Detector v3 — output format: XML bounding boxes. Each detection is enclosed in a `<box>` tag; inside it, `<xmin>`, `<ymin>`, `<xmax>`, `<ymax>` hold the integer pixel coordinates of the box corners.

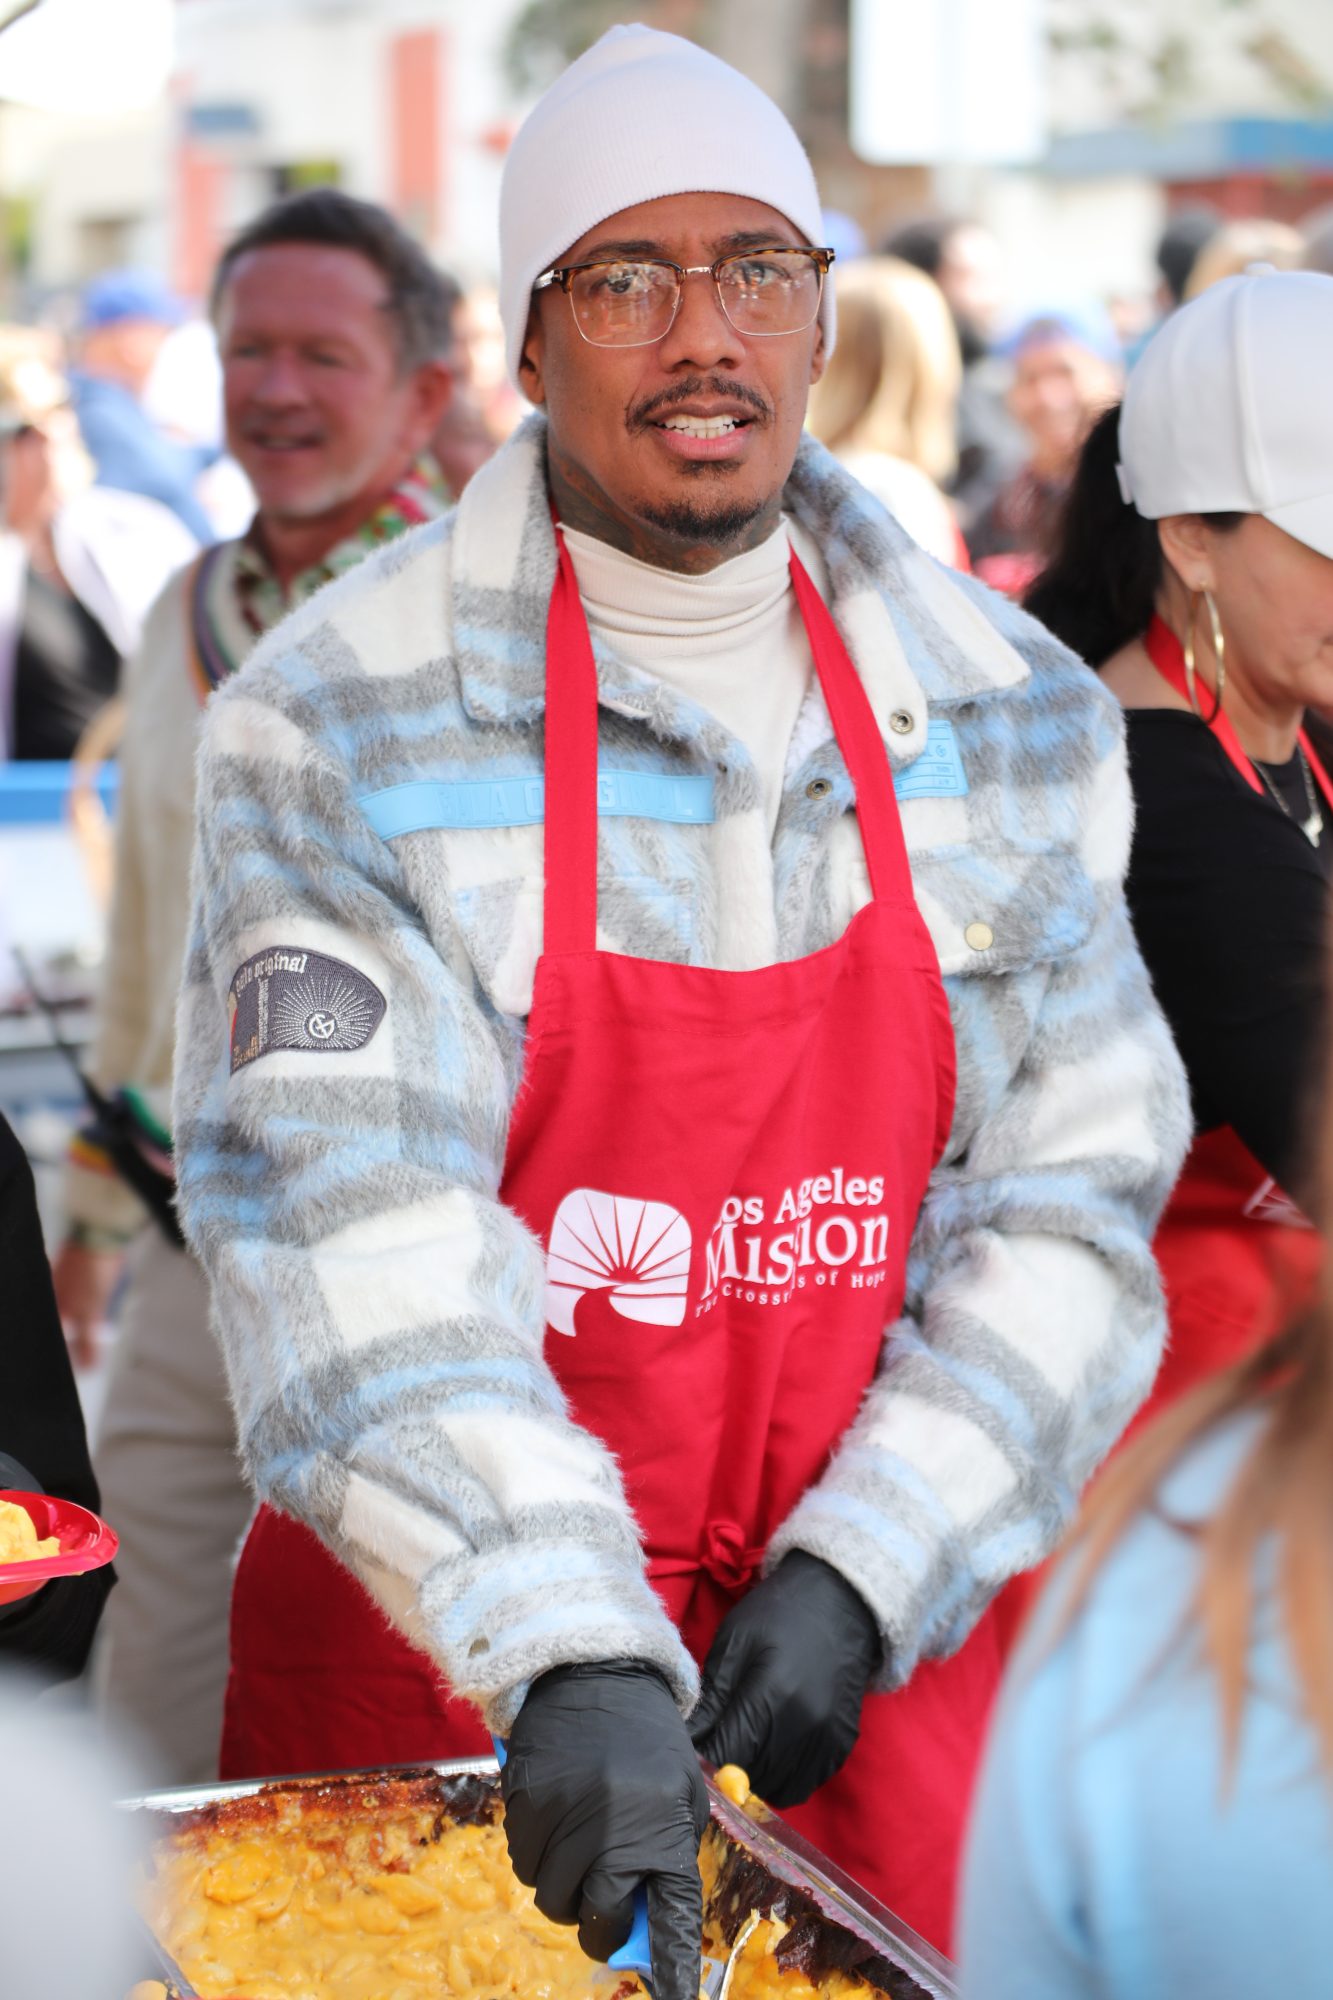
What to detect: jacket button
<box><xmin>964</xmin><ymin>921</ymin><xmax>994</xmax><ymax>951</ymax></box>
<box><xmin>890</xmin><ymin>710</ymin><xmax>915</xmax><ymax>735</ymax></box>
<box><xmin>806</xmin><ymin>777</ymin><xmax>833</xmax><ymax>800</ymax></box>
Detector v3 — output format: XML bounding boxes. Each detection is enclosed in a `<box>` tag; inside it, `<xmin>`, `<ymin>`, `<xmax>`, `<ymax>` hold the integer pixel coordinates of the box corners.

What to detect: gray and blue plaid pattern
<box><xmin>174</xmin><ymin>419</ymin><xmax>1189</xmax><ymax>1730</ymax></box>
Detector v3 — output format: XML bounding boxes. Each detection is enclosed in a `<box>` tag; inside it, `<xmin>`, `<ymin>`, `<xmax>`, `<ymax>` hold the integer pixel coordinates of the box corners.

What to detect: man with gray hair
<box><xmin>176</xmin><ymin>26</ymin><xmax>1187</xmax><ymax>1985</ymax></box>
<box><xmin>55</xmin><ymin>186</ymin><xmax>453</xmax><ymax>1784</ymax></box>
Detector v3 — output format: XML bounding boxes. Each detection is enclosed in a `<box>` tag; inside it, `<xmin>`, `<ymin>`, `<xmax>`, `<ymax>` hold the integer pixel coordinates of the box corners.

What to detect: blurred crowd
<box><xmin>5</xmin><ymin>191</ymin><xmax>1332</xmax><ymax>772</ymax></box>
<box><xmin>809</xmin><ymin>198</ymin><xmax>1333</xmax><ymax>598</ymax></box>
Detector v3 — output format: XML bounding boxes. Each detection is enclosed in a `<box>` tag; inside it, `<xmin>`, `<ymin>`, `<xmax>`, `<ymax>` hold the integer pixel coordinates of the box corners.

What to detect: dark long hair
<box><xmin>1025</xmin><ymin>402</ymin><xmax>1243</xmax><ymax>666</ymax></box>
<box><xmin>1023</xmin><ymin>405</ymin><xmax>1161</xmax><ymax>666</ymax></box>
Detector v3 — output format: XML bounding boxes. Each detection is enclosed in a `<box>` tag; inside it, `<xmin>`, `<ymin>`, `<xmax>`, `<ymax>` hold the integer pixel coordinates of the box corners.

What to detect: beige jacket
<box><xmin>66</xmin><ymin>462</ymin><xmax>450</xmax><ymax>1240</ymax></box>
<box><xmin>63</xmin><ymin>546</ymin><xmax>252</xmax><ymax>1238</ymax></box>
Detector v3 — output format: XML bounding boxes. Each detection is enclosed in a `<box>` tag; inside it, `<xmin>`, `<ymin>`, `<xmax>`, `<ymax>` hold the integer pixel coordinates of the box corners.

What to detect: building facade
<box><xmin>7</xmin><ymin>0</ymin><xmax>528</xmax><ymax>304</ymax></box>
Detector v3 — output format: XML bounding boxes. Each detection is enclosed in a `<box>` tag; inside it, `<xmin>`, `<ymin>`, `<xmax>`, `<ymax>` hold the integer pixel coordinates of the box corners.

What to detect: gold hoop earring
<box><xmin>1183</xmin><ymin>590</ymin><xmax>1225</xmax><ymax>724</ymax></box>
<box><xmin>1201</xmin><ymin>588</ymin><xmax>1226</xmax><ymax>722</ymax></box>
<box><xmin>1183</xmin><ymin>593</ymin><xmax>1201</xmax><ymax>716</ymax></box>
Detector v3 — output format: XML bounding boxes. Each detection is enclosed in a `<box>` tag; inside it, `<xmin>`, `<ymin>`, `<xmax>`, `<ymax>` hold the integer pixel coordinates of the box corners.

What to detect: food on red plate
<box><xmin>0</xmin><ymin>1488</ymin><xmax>119</xmax><ymax>1606</ymax></box>
<box><xmin>0</xmin><ymin>1497</ymin><xmax>59</xmax><ymax>1562</ymax></box>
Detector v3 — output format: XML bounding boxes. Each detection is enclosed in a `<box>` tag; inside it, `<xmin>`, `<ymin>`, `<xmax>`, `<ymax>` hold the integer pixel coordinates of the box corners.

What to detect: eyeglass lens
<box><xmin>568</xmin><ymin>250</ymin><xmax>823</xmax><ymax>346</ymax></box>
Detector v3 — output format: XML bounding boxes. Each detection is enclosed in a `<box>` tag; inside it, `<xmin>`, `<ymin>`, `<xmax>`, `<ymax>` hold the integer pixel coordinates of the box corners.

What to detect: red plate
<box><xmin>0</xmin><ymin>1488</ymin><xmax>118</xmax><ymax>1606</ymax></box>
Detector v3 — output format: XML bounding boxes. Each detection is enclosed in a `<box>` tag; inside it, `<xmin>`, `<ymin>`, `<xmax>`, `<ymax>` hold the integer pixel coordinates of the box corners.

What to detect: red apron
<box><xmin>1136</xmin><ymin>1128</ymin><xmax>1321</xmax><ymax>1436</ymax></box>
<box><xmin>222</xmin><ymin>530</ymin><xmax>999</xmax><ymax>1951</ymax></box>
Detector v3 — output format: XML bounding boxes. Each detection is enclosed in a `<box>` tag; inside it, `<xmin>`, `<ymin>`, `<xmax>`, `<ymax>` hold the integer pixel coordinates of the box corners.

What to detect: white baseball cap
<box><xmin>1117</xmin><ymin>268</ymin><xmax>1333</xmax><ymax>560</ymax></box>
<box><xmin>498</xmin><ymin>24</ymin><xmax>831</xmax><ymax>390</ymax></box>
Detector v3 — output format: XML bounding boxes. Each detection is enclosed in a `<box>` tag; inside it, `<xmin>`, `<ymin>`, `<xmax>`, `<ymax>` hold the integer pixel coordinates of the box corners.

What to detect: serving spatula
<box><xmin>608</xmin><ymin>1885</ymin><xmax>759</xmax><ymax>1999</ymax></box>
<box><xmin>492</xmin><ymin>1736</ymin><xmax>750</xmax><ymax>1999</ymax></box>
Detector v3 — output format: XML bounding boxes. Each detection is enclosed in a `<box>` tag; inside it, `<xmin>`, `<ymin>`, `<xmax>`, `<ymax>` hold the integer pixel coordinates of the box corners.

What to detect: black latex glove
<box><xmin>502</xmin><ymin>1659</ymin><xmax>709</xmax><ymax>2000</ymax></box>
<box><xmin>688</xmin><ymin>1552</ymin><xmax>882</xmax><ymax>1808</ymax></box>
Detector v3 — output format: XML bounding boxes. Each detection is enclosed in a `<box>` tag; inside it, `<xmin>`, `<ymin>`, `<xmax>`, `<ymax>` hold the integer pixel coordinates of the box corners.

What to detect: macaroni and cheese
<box><xmin>0</xmin><ymin>1498</ymin><xmax>58</xmax><ymax>1563</ymax></box>
<box><xmin>139</xmin><ymin>1770</ymin><xmax>884</xmax><ymax>2000</ymax></box>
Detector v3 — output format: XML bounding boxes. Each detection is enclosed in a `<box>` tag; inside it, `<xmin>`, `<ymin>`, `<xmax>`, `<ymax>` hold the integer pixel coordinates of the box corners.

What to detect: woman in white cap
<box><xmin>1026</xmin><ymin>269</ymin><xmax>1333</xmax><ymax>1436</ymax></box>
<box><xmin>959</xmin><ymin>273</ymin><xmax>1333</xmax><ymax>1999</ymax></box>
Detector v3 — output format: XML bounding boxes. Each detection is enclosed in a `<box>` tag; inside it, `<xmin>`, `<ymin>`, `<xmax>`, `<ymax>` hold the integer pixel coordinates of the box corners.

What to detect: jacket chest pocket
<box><xmin>913</xmin><ymin>842</ymin><xmax>1097</xmax><ymax>1153</ymax></box>
<box><xmin>912</xmin><ymin>841</ymin><xmax>1096</xmax><ymax>980</ymax></box>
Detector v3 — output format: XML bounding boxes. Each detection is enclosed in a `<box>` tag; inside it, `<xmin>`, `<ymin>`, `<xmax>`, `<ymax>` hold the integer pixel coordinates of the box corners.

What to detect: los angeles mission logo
<box><xmin>547</xmin><ymin>1191</ymin><xmax>692</xmax><ymax>1334</ymax></box>
<box><xmin>545</xmin><ymin>1167</ymin><xmax>889</xmax><ymax>1334</ymax></box>
<box><xmin>698</xmin><ymin>1164</ymin><xmax>890</xmax><ymax>1314</ymax></box>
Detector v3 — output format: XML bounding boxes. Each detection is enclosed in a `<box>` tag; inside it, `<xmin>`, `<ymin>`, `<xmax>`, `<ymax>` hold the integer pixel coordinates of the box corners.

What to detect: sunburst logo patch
<box><xmin>546</xmin><ymin>1189</ymin><xmax>692</xmax><ymax>1336</ymax></box>
<box><xmin>227</xmin><ymin>946</ymin><xmax>386</xmax><ymax>1073</ymax></box>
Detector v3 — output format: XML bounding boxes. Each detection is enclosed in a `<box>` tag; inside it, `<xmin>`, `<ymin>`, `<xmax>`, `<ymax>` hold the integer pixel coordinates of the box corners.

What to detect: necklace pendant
<box><xmin>1303</xmin><ymin>808</ymin><xmax>1323</xmax><ymax>847</ymax></box>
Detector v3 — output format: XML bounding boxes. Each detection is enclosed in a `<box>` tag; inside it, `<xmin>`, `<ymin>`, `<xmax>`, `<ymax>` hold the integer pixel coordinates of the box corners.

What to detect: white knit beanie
<box><xmin>499</xmin><ymin>23</ymin><xmax>832</xmax><ymax>387</ymax></box>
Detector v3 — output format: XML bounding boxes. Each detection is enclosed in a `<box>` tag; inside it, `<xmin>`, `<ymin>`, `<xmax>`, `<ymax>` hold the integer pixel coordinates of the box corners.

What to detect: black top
<box><xmin>1123</xmin><ymin>709</ymin><xmax>1332</xmax><ymax>1199</ymax></box>
<box><xmin>0</xmin><ymin>1113</ymin><xmax>114</xmax><ymax>1678</ymax></box>
<box><xmin>10</xmin><ymin>570</ymin><xmax>121</xmax><ymax>760</ymax></box>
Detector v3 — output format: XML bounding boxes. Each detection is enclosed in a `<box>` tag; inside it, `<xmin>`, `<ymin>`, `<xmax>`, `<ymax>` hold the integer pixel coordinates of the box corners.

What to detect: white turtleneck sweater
<box><xmin>560</xmin><ymin>515</ymin><xmax>827</xmax><ymax>834</ymax></box>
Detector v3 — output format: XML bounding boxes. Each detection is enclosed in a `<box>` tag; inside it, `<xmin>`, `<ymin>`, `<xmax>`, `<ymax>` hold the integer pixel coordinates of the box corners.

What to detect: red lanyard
<box><xmin>1144</xmin><ymin>615</ymin><xmax>1333</xmax><ymax>812</ymax></box>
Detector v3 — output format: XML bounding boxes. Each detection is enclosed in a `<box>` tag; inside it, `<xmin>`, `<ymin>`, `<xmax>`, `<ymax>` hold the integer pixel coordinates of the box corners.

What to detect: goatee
<box><xmin>637</xmin><ymin>489</ymin><xmax>771</xmax><ymax>547</ymax></box>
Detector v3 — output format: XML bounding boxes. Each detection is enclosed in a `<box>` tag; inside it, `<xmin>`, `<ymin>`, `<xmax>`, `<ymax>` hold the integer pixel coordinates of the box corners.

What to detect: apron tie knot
<box><xmin>702</xmin><ymin>1519</ymin><xmax>765</xmax><ymax>1593</ymax></box>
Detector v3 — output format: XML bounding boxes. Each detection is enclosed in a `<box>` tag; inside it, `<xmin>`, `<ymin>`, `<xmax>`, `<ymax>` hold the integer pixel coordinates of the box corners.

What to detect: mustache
<box><xmin>628</xmin><ymin>376</ymin><xmax>771</xmax><ymax>431</ymax></box>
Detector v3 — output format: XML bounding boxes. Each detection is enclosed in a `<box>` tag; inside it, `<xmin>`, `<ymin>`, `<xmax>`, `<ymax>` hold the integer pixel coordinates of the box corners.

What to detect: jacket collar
<box><xmin>449</xmin><ymin>414</ymin><xmax>1031</xmax><ymax>745</ymax></box>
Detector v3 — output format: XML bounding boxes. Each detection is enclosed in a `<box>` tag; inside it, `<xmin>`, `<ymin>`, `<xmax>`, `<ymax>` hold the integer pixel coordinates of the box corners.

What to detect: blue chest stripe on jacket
<box><xmin>359</xmin><ymin>768</ymin><xmax>715</xmax><ymax>836</ymax></box>
<box><xmin>358</xmin><ymin>722</ymin><xmax>967</xmax><ymax>838</ymax></box>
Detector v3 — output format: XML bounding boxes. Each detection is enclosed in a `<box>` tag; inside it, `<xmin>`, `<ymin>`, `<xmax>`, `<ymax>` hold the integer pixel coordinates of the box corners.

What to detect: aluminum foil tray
<box><xmin>121</xmin><ymin>1756</ymin><xmax>958</xmax><ymax>2000</ymax></box>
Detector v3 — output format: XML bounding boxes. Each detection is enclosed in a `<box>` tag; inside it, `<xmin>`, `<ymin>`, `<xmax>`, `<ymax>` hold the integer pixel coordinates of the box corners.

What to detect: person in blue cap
<box><xmin>968</xmin><ymin>303</ymin><xmax>1123</xmax><ymax>594</ymax></box>
<box><xmin>70</xmin><ymin>270</ymin><xmax>216</xmax><ymax>543</ymax></box>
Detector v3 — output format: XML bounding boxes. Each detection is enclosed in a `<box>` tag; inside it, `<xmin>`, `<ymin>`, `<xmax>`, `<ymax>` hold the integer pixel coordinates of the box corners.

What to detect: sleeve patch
<box><xmin>228</xmin><ymin>946</ymin><xmax>386</xmax><ymax>1074</ymax></box>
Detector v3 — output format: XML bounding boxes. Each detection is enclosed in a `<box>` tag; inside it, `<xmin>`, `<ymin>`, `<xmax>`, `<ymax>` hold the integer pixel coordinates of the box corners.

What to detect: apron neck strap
<box><xmin>544</xmin><ymin>524</ymin><xmax>601</xmax><ymax>955</ymax></box>
<box><xmin>1145</xmin><ymin>613</ymin><xmax>1333</xmax><ymax>811</ymax></box>
<box><xmin>543</xmin><ymin>521</ymin><xmax>916</xmax><ymax>955</ymax></box>
<box><xmin>786</xmin><ymin>548</ymin><xmax>911</xmax><ymax>906</ymax></box>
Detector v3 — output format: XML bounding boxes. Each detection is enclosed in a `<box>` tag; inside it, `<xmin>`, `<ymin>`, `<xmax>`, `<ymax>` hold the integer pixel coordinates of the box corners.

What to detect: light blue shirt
<box><xmin>958</xmin><ymin>1411</ymin><xmax>1333</xmax><ymax>1998</ymax></box>
<box><xmin>70</xmin><ymin>369</ymin><xmax>216</xmax><ymax>544</ymax></box>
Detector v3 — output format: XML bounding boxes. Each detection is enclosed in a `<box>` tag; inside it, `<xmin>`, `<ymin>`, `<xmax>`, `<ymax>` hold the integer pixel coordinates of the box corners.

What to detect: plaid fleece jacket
<box><xmin>175</xmin><ymin>419</ymin><xmax>1190</xmax><ymax>1732</ymax></box>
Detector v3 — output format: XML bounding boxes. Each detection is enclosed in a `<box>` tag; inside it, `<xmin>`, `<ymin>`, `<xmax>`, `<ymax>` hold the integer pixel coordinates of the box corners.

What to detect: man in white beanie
<box><xmin>174</xmin><ymin>23</ymin><xmax>1187</xmax><ymax>1985</ymax></box>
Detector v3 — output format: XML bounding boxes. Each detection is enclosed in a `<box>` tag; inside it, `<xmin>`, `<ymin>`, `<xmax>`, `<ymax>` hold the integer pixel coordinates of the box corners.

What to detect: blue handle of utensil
<box><xmin>607</xmin><ymin>1886</ymin><xmax>654</xmax><ymax>1984</ymax></box>
<box><xmin>493</xmin><ymin>1736</ymin><xmax>653</xmax><ymax>1988</ymax></box>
